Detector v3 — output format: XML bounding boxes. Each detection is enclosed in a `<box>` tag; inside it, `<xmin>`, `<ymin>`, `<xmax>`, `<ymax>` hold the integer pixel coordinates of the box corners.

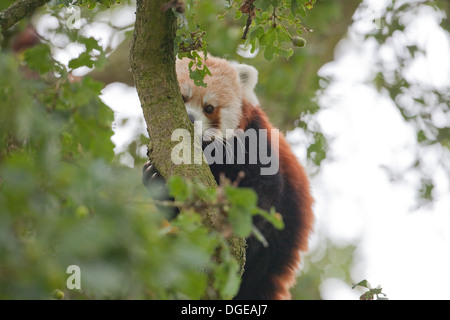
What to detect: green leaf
<box><xmin>68</xmin><ymin>37</ymin><xmax>107</xmax><ymax>70</ymax></box>
<box><xmin>228</xmin><ymin>206</ymin><xmax>253</xmax><ymax>237</ymax></box>
<box><xmin>168</xmin><ymin>176</ymin><xmax>192</xmax><ymax>201</ymax></box>
<box><xmin>250</xmin><ymin>25</ymin><xmax>265</xmax><ymax>40</ymax></box>
<box><xmin>298</xmin><ymin>5</ymin><xmax>307</xmax><ymax>17</ymax></box>
<box><xmin>213</xmin><ymin>247</ymin><xmax>241</xmax><ymax>299</ymax></box>
<box><xmin>255</xmin><ymin>207</ymin><xmax>284</xmax><ymax>230</ymax></box>
<box><xmin>225</xmin><ymin>187</ymin><xmax>257</xmax><ymax>208</ymax></box>
<box><xmin>259</xmin><ymin>27</ymin><xmax>275</xmax><ymax>46</ymax></box>
<box><xmin>419</xmin><ymin>178</ymin><xmax>434</xmax><ymax>201</ymax></box>
<box><xmin>251</xmin><ymin>226</ymin><xmax>268</xmax><ymax>247</ymax></box>
<box><xmin>352</xmin><ymin>279</ymin><xmax>370</xmax><ymax>289</ymax></box>
<box><xmin>23</xmin><ymin>44</ymin><xmax>54</xmax><ymax>74</ymax></box>
<box><xmin>81</xmin><ymin>36</ymin><xmax>102</xmax><ymax>51</ymax></box>
<box><xmin>264</xmin><ymin>44</ymin><xmax>278</xmax><ymax>61</ymax></box>
<box><xmin>69</xmin><ymin>51</ymin><xmax>95</xmax><ymax>69</ymax></box>
<box><xmin>256</xmin><ymin>0</ymin><xmax>280</xmax><ymax>11</ymax></box>
<box><xmin>225</xmin><ymin>186</ymin><xmax>257</xmax><ymax>237</ymax></box>
<box><xmin>276</xmin><ymin>26</ymin><xmax>291</xmax><ymax>43</ymax></box>
<box><xmin>417</xmin><ymin>130</ymin><xmax>427</xmax><ymax>143</ymax></box>
<box><xmin>260</xmin><ymin>27</ymin><xmax>278</xmax><ymax>60</ymax></box>
<box><xmin>186</xmin><ymin>52</ymin><xmax>211</xmax><ymax>88</ymax></box>
<box><xmin>280</xmin><ymin>48</ymin><xmax>294</xmax><ymax>58</ymax></box>
<box><xmin>189</xmin><ymin>68</ymin><xmax>209</xmax><ymax>88</ymax></box>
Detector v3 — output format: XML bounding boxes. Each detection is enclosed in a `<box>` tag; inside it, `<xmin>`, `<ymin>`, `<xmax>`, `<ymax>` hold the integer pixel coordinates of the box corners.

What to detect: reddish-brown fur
<box><xmin>239</xmin><ymin>101</ymin><xmax>314</xmax><ymax>299</ymax></box>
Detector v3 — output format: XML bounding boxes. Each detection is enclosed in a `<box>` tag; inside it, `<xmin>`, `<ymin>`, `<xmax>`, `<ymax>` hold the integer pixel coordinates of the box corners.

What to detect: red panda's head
<box><xmin>176</xmin><ymin>54</ymin><xmax>259</xmax><ymax>139</ymax></box>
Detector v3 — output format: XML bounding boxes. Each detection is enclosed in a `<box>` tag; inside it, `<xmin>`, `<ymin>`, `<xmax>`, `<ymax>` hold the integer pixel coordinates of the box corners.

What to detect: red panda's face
<box><xmin>176</xmin><ymin>55</ymin><xmax>259</xmax><ymax>140</ymax></box>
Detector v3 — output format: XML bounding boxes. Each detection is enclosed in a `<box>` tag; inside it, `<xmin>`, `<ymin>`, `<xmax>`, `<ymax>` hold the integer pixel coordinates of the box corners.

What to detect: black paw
<box><xmin>142</xmin><ymin>161</ymin><xmax>165</xmax><ymax>189</ymax></box>
<box><xmin>142</xmin><ymin>161</ymin><xmax>179</xmax><ymax>219</ymax></box>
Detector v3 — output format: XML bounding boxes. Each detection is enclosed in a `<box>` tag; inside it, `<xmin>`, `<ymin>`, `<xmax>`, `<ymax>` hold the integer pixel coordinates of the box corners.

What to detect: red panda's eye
<box><xmin>204</xmin><ymin>105</ymin><xmax>215</xmax><ymax>114</ymax></box>
<box><xmin>182</xmin><ymin>95</ymin><xmax>187</xmax><ymax>103</ymax></box>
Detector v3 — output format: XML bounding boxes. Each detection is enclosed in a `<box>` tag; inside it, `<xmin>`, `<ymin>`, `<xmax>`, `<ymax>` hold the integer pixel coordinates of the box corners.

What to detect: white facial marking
<box><xmin>220</xmin><ymin>101</ymin><xmax>242</xmax><ymax>139</ymax></box>
<box><xmin>185</xmin><ymin>103</ymin><xmax>209</xmax><ymax>137</ymax></box>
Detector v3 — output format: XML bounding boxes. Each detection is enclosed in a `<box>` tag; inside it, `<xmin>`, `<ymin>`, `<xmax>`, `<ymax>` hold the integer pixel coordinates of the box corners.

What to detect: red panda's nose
<box><xmin>188</xmin><ymin>113</ymin><xmax>195</xmax><ymax>123</ymax></box>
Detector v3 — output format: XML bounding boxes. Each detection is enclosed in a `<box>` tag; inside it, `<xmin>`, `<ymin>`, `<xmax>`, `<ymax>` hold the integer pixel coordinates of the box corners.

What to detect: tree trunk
<box><xmin>129</xmin><ymin>0</ymin><xmax>246</xmax><ymax>296</ymax></box>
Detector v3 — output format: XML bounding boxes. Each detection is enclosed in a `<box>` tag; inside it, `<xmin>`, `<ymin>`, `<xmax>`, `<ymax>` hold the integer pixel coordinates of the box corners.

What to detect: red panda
<box><xmin>143</xmin><ymin>54</ymin><xmax>314</xmax><ymax>300</ymax></box>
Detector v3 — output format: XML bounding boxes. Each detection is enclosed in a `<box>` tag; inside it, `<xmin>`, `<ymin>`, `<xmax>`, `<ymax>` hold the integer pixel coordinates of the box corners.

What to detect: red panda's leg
<box><xmin>233</xmin><ymin>223</ymin><xmax>301</xmax><ymax>300</ymax></box>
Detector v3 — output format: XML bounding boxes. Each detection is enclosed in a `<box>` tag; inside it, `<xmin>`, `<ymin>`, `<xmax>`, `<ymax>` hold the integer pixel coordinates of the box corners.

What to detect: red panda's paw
<box><xmin>142</xmin><ymin>161</ymin><xmax>180</xmax><ymax>219</ymax></box>
<box><xmin>142</xmin><ymin>161</ymin><xmax>164</xmax><ymax>189</ymax></box>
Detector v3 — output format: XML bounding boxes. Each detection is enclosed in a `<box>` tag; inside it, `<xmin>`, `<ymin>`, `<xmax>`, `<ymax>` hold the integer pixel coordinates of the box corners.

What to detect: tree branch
<box><xmin>0</xmin><ymin>0</ymin><xmax>49</xmax><ymax>32</ymax></box>
<box><xmin>239</xmin><ymin>0</ymin><xmax>255</xmax><ymax>40</ymax></box>
<box><xmin>129</xmin><ymin>0</ymin><xmax>246</xmax><ymax>297</ymax></box>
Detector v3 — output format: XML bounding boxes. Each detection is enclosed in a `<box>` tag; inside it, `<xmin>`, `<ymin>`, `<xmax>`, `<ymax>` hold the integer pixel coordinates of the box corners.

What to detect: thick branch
<box><xmin>129</xmin><ymin>0</ymin><xmax>246</xmax><ymax>291</ymax></box>
<box><xmin>0</xmin><ymin>0</ymin><xmax>49</xmax><ymax>32</ymax></box>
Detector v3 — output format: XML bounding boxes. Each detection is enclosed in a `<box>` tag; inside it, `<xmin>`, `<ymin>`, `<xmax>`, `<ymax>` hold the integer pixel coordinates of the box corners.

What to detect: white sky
<box><xmin>48</xmin><ymin>0</ymin><xmax>450</xmax><ymax>300</ymax></box>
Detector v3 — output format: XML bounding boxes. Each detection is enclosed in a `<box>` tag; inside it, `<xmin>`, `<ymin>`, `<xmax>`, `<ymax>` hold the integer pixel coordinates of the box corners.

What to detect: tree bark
<box><xmin>129</xmin><ymin>0</ymin><xmax>246</xmax><ymax>295</ymax></box>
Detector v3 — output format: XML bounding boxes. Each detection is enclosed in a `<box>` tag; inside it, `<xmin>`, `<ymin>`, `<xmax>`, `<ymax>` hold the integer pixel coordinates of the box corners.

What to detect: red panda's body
<box><xmin>208</xmin><ymin>100</ymin><xmax>314</xmax><ymax>300</ymax></box>
<box><xmin>144</xmin><ymin>55</ymin><xmax>314</xmax><ymax>299</ymax></box>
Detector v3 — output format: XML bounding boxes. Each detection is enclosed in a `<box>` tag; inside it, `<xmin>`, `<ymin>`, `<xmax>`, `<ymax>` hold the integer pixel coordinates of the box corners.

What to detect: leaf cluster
<box><xmin>222</xmin><ymin>0</ymin><xmax>314</xmax><ymax>60</ymax></box>
<box><xmin>352</xmin><ymin>280</ymin><xmax>388</xmax><ymax>300</ymax></box>
<box><xmin>167</xmin><ymin>174</ymin><xmax>284</xmax><ymax>245</ymax></box>
<box><xmin>0</xmin><ymin>37</ymin><xmax>243</xmax><ymax>299</ymax></box>
<box><xmin>172</xmin><ymin>0</ymin><xmax>316</xmax><ymax>87</ymax></box>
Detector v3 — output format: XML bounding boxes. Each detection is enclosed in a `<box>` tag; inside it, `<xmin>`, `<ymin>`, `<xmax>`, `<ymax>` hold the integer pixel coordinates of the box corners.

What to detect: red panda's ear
<box><xmin>231</xmin><ymin>63</ymin><xmax>260</xmax><ymax>106</ymax></box>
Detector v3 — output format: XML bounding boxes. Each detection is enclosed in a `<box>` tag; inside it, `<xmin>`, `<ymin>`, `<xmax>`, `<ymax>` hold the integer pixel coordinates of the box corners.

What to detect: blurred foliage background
<box><xmin>0</xmin><ymin>0</ymin><xmax>448</xmax><ymax>299</ymax></box>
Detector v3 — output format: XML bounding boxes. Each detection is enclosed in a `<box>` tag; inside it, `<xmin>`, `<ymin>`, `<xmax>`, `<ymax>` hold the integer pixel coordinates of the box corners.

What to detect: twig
<box><xmin>239</xmin><ymin>0</ymin><xmax>256</xmax><ymax>40</ymax></box>
<box><xmin>242</xmin><ymin>13</ymin><xmax>253</xmax><ymax>40</ymax></box>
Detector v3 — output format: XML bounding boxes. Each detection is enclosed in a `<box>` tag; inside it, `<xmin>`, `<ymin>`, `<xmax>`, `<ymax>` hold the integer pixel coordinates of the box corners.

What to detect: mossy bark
<box><xmin>129</xmin><ymin>0</ymin><xmax>246</xmax><ymax>291</ymax></box>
